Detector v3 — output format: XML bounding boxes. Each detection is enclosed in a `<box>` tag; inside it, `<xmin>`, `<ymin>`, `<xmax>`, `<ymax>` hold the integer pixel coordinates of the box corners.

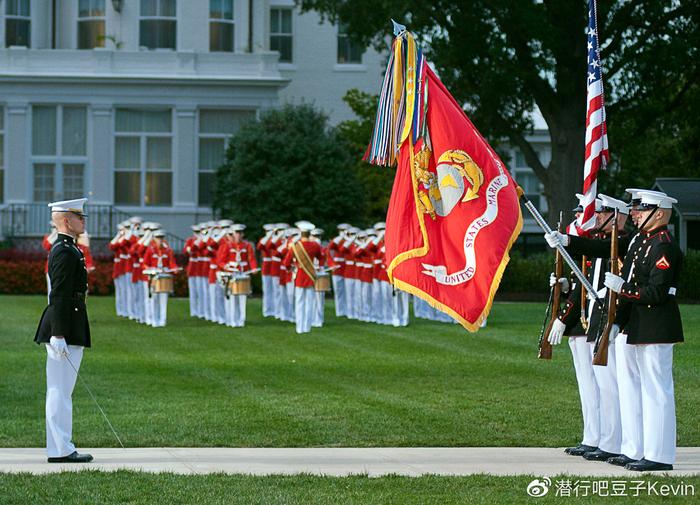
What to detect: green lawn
<box><xmin>1</xmin><ymin>472</ymin><xmax>699</xmax><ymax>505</ymax></box>
<box><xmin>1</xmin><ymin>296</ymin><xmax>698</xmax><ymax>449</ymax></box>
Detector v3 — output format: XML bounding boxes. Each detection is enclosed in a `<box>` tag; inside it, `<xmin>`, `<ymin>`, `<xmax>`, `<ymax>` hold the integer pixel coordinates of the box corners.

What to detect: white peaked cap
<box><xmin>218</xmin><ymin>219</ymin><xmax>233</xmax><ymax>227</ymax></box>
<box><xmin>231</xmin><ymin>223</ymin><xmax>246</xmax><ymax>232</ymax></box>
<box><xmin>625</xmin><ymin>188</ymin><xmax>647</xmax><ymax>200</ymax></box>
<box><xmin>311</xmin><ymin>228</ymin><xmax>324</xmax><ymax>236</ymax></box>
<box><xmin>347</xmin><ymin>227</ymin><xmax>360</xmax><ymax>234</ymax></box>
<box><xmin>275</xmin><ymin>222</ymin><xmax>290</xmax><ymax>229</ymax></box>
<box><xmin>141</xmin><ymin>222</ymin><xmax>157</xmax><ymax>230</ymax></box>
<box><xmin>337</xmin><ymin>223</ymin><xmax>351</xmax><ymax>230</ymax></box>
<box><xmin>153</xmin><ymin>229</ymin><xmax>166</xmax><ymax>237</ymax></box>
<box><xmin>263</xmin><ymin>223</ymin><xmax>276</xmax><ymax>231</ymax></box>
<box><xmin>285</xmin><ymin>227</ymin><xmax>300</xmax><ymax>237</ymax></box>
<box><xmin>637</xmin><ymin>190</ymin><xmax>678</xmax><ymax>209</ymax></box>
<box><xmin>373</xmin><ymin>222</ymin><xmax>386</xmax><ymax>230</ymax></box>
<box><xmin>191</xmin><ymin>224</ymin><xmax>201</xmax><ymax>231</ymax></box>
<box><xmin>574</xmin><ymin>194</ymin><xmax>602</xmax><ymax>212</ymax></box>
<box><xmin>129</xmin><ymin>216</ymin><xmax>143</xmax><ymax>224</ymax></box>
<box><xmin>48</xmin><ymin>197</ymin><xmax>88</xmax><ymax>216</ymax></box>
<box><xmin>366</xmin><ymin>228</ymin><xmax>377</xmax><ymax>235</ymax></box>
<box><xmin>598</xmin><ymin>194</ymin><xmax>630</xmax><ymax>215</ymax></box>
<box><xmin>295</xmin><ymin>220</ymin><xmax>315</xmax><ymax>232</ymax></box>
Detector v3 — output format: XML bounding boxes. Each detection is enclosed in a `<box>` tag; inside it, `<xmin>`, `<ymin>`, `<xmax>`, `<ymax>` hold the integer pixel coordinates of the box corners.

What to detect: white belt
<box><xmin>263</xmin><ymin>258</ymin><xmax>272</xmax><ymax>262</ymax></box>
<box><xmin>271</xmin><ymin>257</ymin><xmax>281</xmax><ymax>262</ymax></box>
<box><xmin>332</xmin><ymin>257</ymin><xmax>345</xmax><ymax>262</ymax></box>
<box><xmin>346</xmin><ymin>261</ymin><xmax>355</xmax><ymax>265</ymax></box>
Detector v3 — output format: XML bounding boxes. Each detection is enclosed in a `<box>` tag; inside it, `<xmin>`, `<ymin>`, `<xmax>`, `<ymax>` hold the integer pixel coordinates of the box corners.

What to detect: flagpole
<box><xmin>521</xmin><ymin>195</ymin><xmax>604</xmax><ymax>308</ymax></box>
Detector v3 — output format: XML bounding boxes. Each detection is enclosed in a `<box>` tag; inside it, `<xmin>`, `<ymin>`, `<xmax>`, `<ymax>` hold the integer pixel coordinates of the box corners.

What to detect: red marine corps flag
<box><xmin>366</xmin><ymin>23</ymin><xmax>522</xmax><ymax>331</ymax></box>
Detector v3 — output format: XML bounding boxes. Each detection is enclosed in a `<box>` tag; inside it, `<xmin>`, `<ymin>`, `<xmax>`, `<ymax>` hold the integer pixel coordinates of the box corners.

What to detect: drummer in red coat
<box><xmin>283</xmin><ymin>221</ymin><xmax>325</xmax><ymax>334</ymax></box>
<box><xmin>216</xmin><ymin>224</ymin><xmax>257</xmax><ymax>328</ymax></box>
<box><xmin>142</xmin><ymin>229</ymin><xmax>178</xmax><ymax>327</ymax></box>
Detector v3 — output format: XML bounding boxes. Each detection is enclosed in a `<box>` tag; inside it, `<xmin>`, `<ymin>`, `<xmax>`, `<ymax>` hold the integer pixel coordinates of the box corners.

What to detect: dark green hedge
<box><xmin>499</xmin><ymin>250</ymin><xmax>700</xmax><ymax>301</ymax></box>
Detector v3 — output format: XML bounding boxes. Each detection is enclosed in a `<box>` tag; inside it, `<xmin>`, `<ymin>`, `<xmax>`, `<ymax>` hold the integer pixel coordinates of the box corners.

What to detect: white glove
<box><xmin>544</xmin><ymin>231</ymin><xmax>569</xmax><ymax>249</ymax></box>
<box><xmin>548</xmin><ymin>318</ymin><xmax>566</xmax><ymax>345</ymax></box>
<box><xmin>49</xmin><ymin>336</ymin><xmax>69</xmax><ymax>358</ymax></box>
<box><xmin>604</xmin><ymin>272</ymin><xmax>625</xmax><ymax>293</ymax></box>
<box><xmin>548</xmin><ymin>273</ymin><xmax>570</xmax><ymax>293</ymax></box>
<box><xmin>609</xmin><ymin>324</ymin><xmax>620</xmax><ymax>342</ymax></box>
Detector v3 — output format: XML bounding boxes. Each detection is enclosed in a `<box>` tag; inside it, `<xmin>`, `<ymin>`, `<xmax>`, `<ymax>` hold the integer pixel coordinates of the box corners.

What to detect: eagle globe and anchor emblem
<box><xmin>414</xmin><ymin>147</ymin><xmax>507</xmax><ymax>286</ymax></box>
<box><xmin>415</xmin><ymin>148</ymin><xmax>484</xmax><ymax>220</ymax></box>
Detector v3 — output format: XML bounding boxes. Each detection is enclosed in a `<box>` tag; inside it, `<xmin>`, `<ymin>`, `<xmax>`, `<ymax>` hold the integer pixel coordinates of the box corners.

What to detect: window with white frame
<box><xmin>78</xmin><ymin>0</ymin><xmax>106</xmax><ymax>49</ymax></box>
<box><xmin>0</xmin><ymin>108</ymin><xmax>4</xmax><ymax>204</ymax></box>
<box><xmin>5</xmin><ymin>0</ymin><xmax>31</xmax><ymax>48</ymax></box>
<box><xmin>513</xmin><ymin>149</ymin><xmax>546</xmax><ymax>213</ymax></box>
<box><xmin>337</xmin><ymin>23</ymin><xmax>363</xmax><ymax>64</ymax></box>
<box><xmin>114</xmin><ymin>109</ymin><xmax>173</xmax><ymax>206</ymax></box>
<box><xmin>31</xmin><ymin>106</ymin><xmax>88</xmax><ymax>202</ymax></box>
<box><xmin>140</xmin><ymin>0</ymin><xmax>177</xmax><ymax>50</ymax></box>
<box><xmin>210</xmin><ymin>0</ymin><xmax>234</xmax><ymax>52</ymax></box>
<box><xmin>270</xmin><ymin>8</ymin><xmax>292</xmax><ymax>63</ymax></box>
<box><xmin>198</xmin><ymin>109</ymin><xmax>255</xmax><ymax>206</ymax></box>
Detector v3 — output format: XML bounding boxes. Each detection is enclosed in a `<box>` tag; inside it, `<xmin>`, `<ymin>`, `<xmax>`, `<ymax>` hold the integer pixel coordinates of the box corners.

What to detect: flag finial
<box><xmin>391</xmin><ymin>19</ymin><xmax>406</xmax><ymax>36</ymax></box>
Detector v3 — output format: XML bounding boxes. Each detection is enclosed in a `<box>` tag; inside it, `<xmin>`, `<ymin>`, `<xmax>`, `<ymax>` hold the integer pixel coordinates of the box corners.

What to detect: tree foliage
<box><xmin>213</xmin><ymin>103</ymin><xmax>366</xmax><ymax>237</ymax></box>
<box><xmin>298</xmin><ymin>0</ymin><xmax>700</xmax><ymax>220</ymax></box>
<box><xmin>336</xmin><ymin>89</ymin><xmax>395</xmax><ymax>225</ymax></box>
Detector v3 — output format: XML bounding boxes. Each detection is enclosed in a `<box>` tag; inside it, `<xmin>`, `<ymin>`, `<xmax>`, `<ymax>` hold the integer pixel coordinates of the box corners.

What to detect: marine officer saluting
<box><xmin>34</xmin><ymin>198</ymin><xmax>93</xmax><ymax>463</ymax></box>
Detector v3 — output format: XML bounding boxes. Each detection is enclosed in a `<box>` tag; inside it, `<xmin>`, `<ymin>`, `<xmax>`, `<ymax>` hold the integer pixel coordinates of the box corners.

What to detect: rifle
<box><xmin>580</xmin><ymin>256</ymin><xmax>589</xmax><ymax>331</ymax></box>
<box><xmin>593</xmin><ymin>209</ymin><xmax>619</xmax><ymax>366</ymax></box>
<box><xmin>539</xmin><ymin>211</ymin><xmax>564</xmax><ymax>360</ymax></box>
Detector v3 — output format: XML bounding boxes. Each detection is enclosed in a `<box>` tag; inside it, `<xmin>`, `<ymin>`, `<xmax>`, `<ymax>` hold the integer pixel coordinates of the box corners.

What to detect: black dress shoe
<box><xmin>47</xmin><ymin>451</ymin><xmax>93</xmax><ymax>463</ymax></box>
<box><xmin>625</xmin><ymin>458</ymin><xmax>673</xmax><ymax>472</ymax></box>
<box><xmin>607</xmin><ymin>455</ymin><xmax>638</xmax><ymax>466</ymax></box>
<box><xmin>565</xmin><ymin>444</ymin><xmax>597</xmax><ymax>456</ymax></box>
<box><xmin>583</xmin><ymin>448</ymin><xmax>620</xmax><ymax>461</ymax></box>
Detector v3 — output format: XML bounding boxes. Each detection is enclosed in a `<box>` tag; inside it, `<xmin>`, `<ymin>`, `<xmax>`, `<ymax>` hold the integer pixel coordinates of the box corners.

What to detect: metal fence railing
<box><xmin>0</xmin><ymin>204</ymin><xmax>185</xmax><ymax>251</ymax></box>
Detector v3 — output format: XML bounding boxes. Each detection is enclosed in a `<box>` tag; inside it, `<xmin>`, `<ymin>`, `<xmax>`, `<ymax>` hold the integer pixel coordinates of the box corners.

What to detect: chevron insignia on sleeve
<box><xmin>656</xmin><ymin>255</ymin><xmax>671</xmax><ymax>270</ymax></box>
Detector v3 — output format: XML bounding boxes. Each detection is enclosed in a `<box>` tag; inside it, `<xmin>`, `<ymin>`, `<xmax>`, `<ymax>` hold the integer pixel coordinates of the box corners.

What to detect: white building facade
<box><xmin>0</xmin><ymin>0</ymin><xmax>386</xmax><ymax>238</ymax></box>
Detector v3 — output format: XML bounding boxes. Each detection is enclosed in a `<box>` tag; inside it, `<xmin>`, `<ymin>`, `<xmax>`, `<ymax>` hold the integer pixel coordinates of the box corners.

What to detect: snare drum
<box><xmin>152</xmin><ymin>273</ymin><xmax>174</xmax><ymax>294</ymax></box>
<box><xmin>314</xmin><ymin>273</ymin><xmax>331</xmax><ymax>292</ymax></box>
<box><xmin>229</xmin><ymin>274</ymin><xmax>252</xmax><ymax>295</ymax></box>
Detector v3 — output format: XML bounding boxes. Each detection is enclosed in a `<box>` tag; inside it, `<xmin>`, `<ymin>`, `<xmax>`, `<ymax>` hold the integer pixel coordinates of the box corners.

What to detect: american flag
<box><xmin>579</xmin><ymin>0</ymin><xmax>610</xmax><ymax>231</ymax></box>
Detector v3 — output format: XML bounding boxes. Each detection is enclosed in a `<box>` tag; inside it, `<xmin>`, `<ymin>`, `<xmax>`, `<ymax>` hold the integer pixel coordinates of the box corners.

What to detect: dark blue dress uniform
<box><xmin>568</xmin><ymin>226</ymin><xmax>683</xmax><ymax>344</ymax></box>
<box><xmin>35</xmin><ymin>233</ymin><xmax>91</xmax><ymax>347</ymax></box>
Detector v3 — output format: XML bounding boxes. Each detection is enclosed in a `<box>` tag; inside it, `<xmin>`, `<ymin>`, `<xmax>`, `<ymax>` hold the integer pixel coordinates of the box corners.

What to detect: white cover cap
<box><xmin>373</xmin><ymin>222</ymin><xmax>386</xmax><ymax>230</ymax></box>
<box><xmin>218</xmin><ymin>219</ymin><xmax>233</xmax><ymax>227</ymax></box>
<box><xmin>598</xmin><ymin>194</ymin><xmax>630</xmax><ymax>215</ymax></box>
<box><xmin>311</xmin><ymin>228</ymin><xmax>323</xmax><ymax>236</ymax></box>
<box><xmin>231</xmin><ymin>223</ymin><xmax>246</xmax><ymax>232</ymax></box>
<box><xmin>295</xmin><ymin>220</ymin><xmax>315</xmax><ymax>232</ymax></box>
<box><xmin>337</xmin><ymin>223</ymin><xmax>351</xmax><ymax>230</ymax></box>
<box><xmin>153</xmin><ymin>229</ymin><xmax>166</xmax><ymax>237</ymax></box>
<box><xmin>637</xmin><ymin>190</ymin><xmax>678</xmax><ymax>209</ymax></box>
<box><xmin>48</xmin><ymin>198</ymin><xmax>87</xmax><ymax>216</ymax></box>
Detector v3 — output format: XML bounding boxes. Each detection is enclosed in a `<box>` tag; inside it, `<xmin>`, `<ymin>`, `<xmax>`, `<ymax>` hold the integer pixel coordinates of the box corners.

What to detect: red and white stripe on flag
<box><xmin>580</xmin><ymin>0</ymin><xmax>610</xmax><ymax>231</ymax></box>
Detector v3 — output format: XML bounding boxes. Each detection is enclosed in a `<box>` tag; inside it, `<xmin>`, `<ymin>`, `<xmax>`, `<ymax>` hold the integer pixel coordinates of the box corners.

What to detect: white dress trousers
<box><xmin>569</xmin><ymin>336</ymin><xmax>601</xmax><ymax>448</ymax></box>
<box><xmin>592</xmin><ymin>336</ymin><xmax>622</xmax><ymax>454</ymax></box>
<box><xmin>615</xmin><ymin>333</ymin><xmax>644</xmax><ymax>460</ymax></box>
<box><xmin>262</xmin><ymin>275</ymin><xmax>275</xmax><ymax>317</ymax></box>
<box><xmin>313</xmin><ymin>291</ymin><xmax>325</xmax><ymax>327</ymax></box>
<box><xmin>638</xmin><ymin>343</ymin><xmax>676</xmax><ymax>464</ymax></box>
<box><xmin>392</xmin><ymin>289</ymin><xmax>409</xmax><ymax>327</ymax></box>
<box><xmin>295</xmin><ymin>287</ymin><xmax>315</xmax><ymax>333</ymax></box>
<box><xmin>45</xmin><ymin>344</ymin><xmax>84</xmax><ymax>458</ymax></box>
<box><xmin>332</xmin><ymin>275</ymin><xmax>345</xmax><ymax>317</ymax></box>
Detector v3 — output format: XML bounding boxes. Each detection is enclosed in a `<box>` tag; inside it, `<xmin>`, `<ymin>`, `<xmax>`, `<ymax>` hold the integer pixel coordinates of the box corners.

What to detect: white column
<box><xmin>5</xmin><ymin>102</ymin><xmax>29</xmax><ymax>203</ymax></box>
<box><xmin>175</xmin><ymin>107</ymin><xmax>197</xmax><ymax>207</ymax></box>
<box><xmin>90</xmin><ymin>104</ymin><xmax>113</xmax><ymax>204</ymax></box>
